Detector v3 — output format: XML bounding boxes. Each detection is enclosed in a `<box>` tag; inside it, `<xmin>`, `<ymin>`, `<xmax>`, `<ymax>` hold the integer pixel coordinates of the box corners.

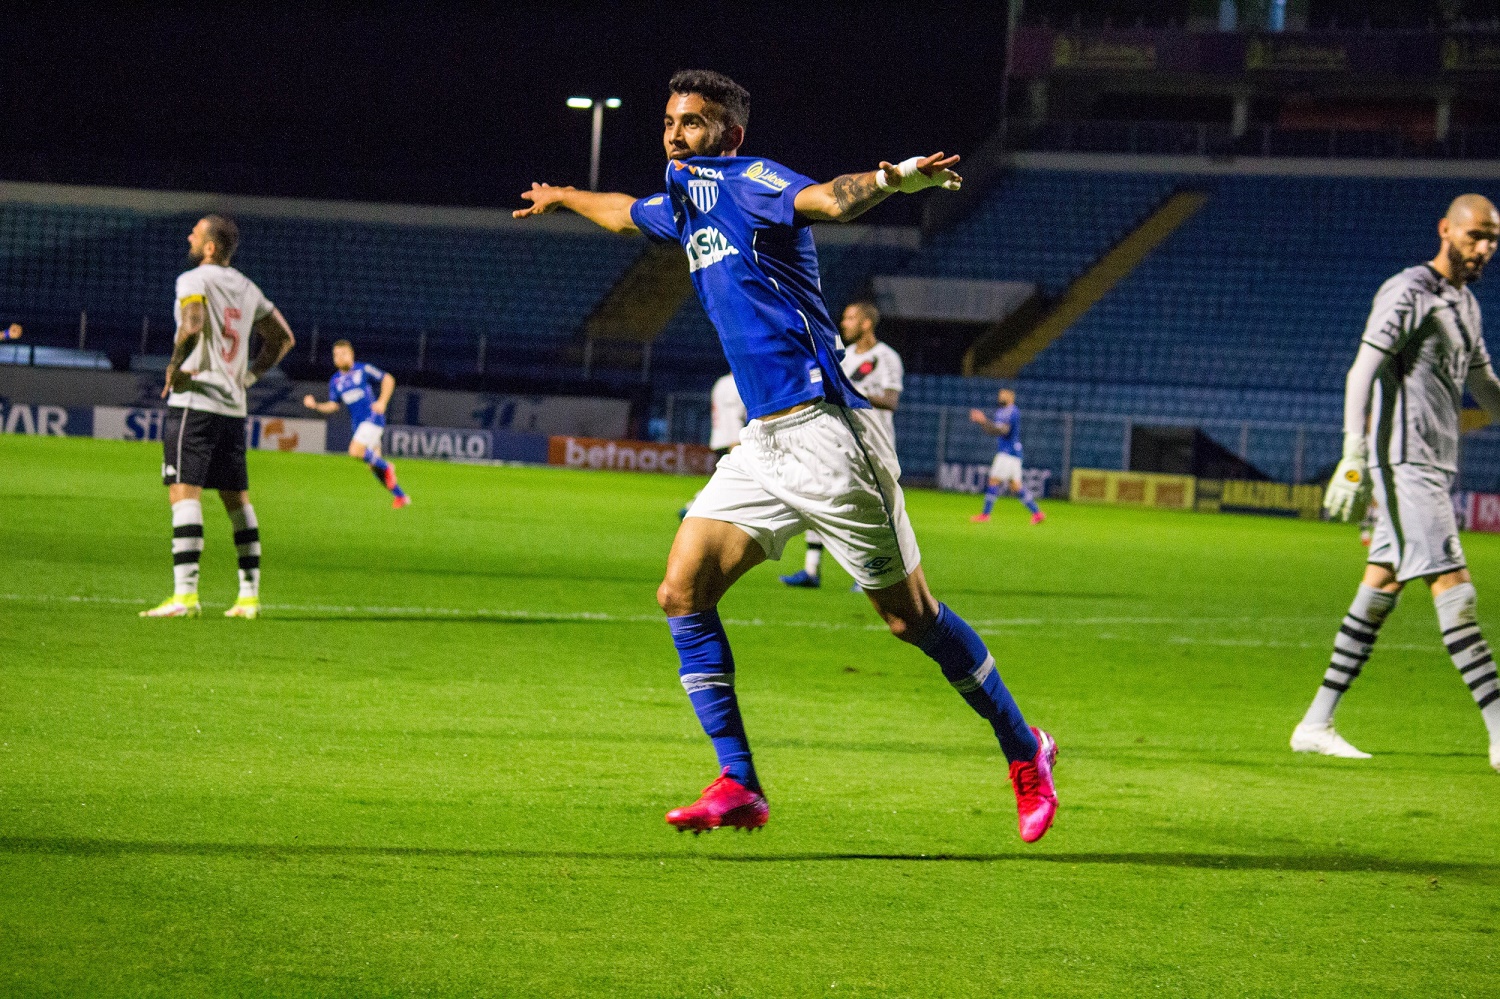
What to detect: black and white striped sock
<box><xmin>1435</xmin><ymin>582</ymin><xmax>1500</xmax><ymax>741</ymax></box>
<box><xmin>804</xmin><ymin>531</ymin><xmax>824</xmax><ymax>578</ymax></box>
<box><xmin>171</xmin><ymin>498</ymin><xmax>204</xmax><ymax>597</ymax></box>
<box><xmin>229</xmin><ymin>504</ymin><xmax>260</xmax><ymax>599</ymax></box>
<box><xmin>1302</xmin><ymin>584</ymin><xmax>1397</xmax><ymax>727</ymax></box>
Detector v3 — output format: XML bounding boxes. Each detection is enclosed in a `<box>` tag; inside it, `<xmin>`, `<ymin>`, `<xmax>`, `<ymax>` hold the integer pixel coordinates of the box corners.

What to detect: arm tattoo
<box><xmin>168</xmin><ymin>331</ymin><xmax>199</xmax><ymax>368</ymax></box>
<box><xmin>830</xmin><ymin>172</ymin><xmax>887</xmax><ymax>220</ymax></box>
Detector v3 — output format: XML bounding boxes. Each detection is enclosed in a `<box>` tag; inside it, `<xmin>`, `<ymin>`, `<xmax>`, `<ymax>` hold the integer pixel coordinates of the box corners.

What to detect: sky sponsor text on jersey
<box><xmin>685</xmin><ymin>227</ymin><xmax>741</xmax><ymax>273</ymax></box>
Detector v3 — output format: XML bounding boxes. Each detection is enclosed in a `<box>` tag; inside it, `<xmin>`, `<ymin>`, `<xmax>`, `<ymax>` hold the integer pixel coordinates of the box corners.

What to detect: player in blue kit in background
<box><xmin>514</xmin><ymin>70</ymin><xmax>1058</xmax><ymax>842</ymax></box>
<box><xmin>303</xmin><ymin>339</ymin><xmax>410</xmax><ymax>508</ymax></box>
<box><xmin>970</xmin><ymin>388</ymin><xmax>1044</xmax><ymax>524</ymax></box>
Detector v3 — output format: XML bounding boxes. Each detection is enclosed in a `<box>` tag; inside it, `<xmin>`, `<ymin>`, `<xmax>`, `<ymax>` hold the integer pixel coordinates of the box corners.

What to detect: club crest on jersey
<box><xmin>687</xmin><ymin>178</ymin><xmax>719</xmax><ymax>213</ymax></box>
<box><xmin>685</xmin><ymin>226</ymin><xmax>740</xmax><ymax>273</ymax></box>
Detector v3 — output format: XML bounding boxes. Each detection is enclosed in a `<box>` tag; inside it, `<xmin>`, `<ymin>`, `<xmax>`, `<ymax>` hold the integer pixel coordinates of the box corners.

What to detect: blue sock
<box><xmin>668</xmin><ymin>609</ymin><xmax>759</xmax><ymax>791</ymax></box>
<box><xmin>918</xmin><ymin>604</ymin><xmax>1038</xmax><ymax>762</ymax></box>
<box><xmin>364</xmin><ymin>451</ymin><xmax>403</xmax><ymax>495</ymax></box>
<box><xmin>981</xmin><ymin>484</ymin><xmax>999</xmax><ymax>516</ymax></box>
<box><xmin>1017</xmin><ymin>488</ymin><xmax>1040</xmax><ymax>515</ymax></box>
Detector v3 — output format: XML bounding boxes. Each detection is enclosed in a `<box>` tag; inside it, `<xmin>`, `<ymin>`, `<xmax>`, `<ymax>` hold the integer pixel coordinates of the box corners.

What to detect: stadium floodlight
<box><xmin>567</xmin><ymin>96</ymin><xmax>623</xmax><ymax>190</ymax></box>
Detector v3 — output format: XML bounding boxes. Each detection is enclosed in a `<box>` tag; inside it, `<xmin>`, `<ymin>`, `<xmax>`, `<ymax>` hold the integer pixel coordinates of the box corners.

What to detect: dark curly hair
<box><xmin>668</xmin><ymin>69</ymin><xmax>750</xmax><ymax>131</ymax></box>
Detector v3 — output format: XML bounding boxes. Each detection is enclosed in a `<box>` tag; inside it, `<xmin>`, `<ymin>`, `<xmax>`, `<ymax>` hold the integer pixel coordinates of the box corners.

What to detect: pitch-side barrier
<box><xmin>1067</xmin><ymin>467</ymin><xmax>1500</xmax><ymax>535</ymax></box>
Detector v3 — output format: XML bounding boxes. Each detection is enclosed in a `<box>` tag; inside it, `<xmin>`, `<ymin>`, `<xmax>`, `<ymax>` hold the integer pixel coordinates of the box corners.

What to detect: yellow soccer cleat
<box><xmin>224</xmin><ymin>596</ymin><xmax>261</xmax><ymax>619</ymax></box>
<box><xmin>139</xmin><ymin>593</ymin><xmax>201</xmax><ymax>618</ymax></box>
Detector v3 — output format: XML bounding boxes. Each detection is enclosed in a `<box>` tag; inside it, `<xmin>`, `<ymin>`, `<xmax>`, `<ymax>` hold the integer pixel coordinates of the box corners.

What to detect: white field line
<box><xmin>1</xmin><ymin>593</ymin><xmax>1357</xmax><ymax>640</ymax></box>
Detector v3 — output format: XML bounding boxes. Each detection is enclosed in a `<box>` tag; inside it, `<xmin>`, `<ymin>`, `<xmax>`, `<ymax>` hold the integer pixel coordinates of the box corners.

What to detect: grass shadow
<box><xmin>263</xmin><ymin>614</ymin><xmax>632</xmax><ymax>626</ymax></box>
<box><xmin>3</xmin><ymin>837</ymin><xmax>1494</xmax><ymax>880</ymax></box>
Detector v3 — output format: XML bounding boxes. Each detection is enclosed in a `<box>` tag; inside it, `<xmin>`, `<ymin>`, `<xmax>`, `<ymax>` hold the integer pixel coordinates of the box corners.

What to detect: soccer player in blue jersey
<box><xmin>970</xmin><ymin>388</ymin><xmax>1044</xmax><ymax>525</ymax></box>
<box><xmin>303</xmin><ymin>340</ymin><xmax>410</xmax><ymax>508</ymax></box>
<box><xmin>515</xmin><ymin>70</ymin><xmax>1058</xmax><ymax>842</ymax></box>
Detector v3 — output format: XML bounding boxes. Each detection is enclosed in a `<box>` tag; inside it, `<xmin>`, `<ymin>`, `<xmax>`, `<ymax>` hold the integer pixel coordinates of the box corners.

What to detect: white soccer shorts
<box><xmin>1367</xmin><ymin>462</ymin><xmax>1465</xmax><ymax>582</ymax></box>
<box><xmin>687</xmin><ymin>402</ymin><xmax>921</xmax><ymax>590</ymax></box>
<box><xmin>989</xmin><ymin>452</ymin><xmax>1024</xmax><ymax>485</ymax></box>
<box><xmin>352</xmin><ymin>420</ymin><xmax>385</xmax><ymax>450</ymax></box>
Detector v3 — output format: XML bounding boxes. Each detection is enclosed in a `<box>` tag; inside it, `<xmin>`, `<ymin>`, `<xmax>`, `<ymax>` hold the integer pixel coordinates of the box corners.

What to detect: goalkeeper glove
<box><xmin>876</xmin><ymin>157</ymin><xmax>961</xmax><ymax>194</ymax></box>
<box><xmin>1323</xmin><ymin>434</ymin><xmax>1372</xmax><ymax>522</ymax></box>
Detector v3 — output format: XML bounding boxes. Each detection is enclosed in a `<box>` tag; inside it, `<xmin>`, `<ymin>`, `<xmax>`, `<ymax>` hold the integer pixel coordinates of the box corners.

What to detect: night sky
<box><xmin>0</xmin><ymin>3</ymin><xmax>1009</xmax><ymax>222</ymax></box>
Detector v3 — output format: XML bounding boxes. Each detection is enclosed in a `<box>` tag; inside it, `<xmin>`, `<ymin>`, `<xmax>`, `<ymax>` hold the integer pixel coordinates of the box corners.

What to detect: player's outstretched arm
<box><xmin>968</xmin><ymin>408</ymin><xmax>1004</xmax><ymax>436</ymax></box>
<box><xmin>513</xmin><ymin>183</ymin><xmax>640</xmax><ymax>235</ymax></box>
<box><xmin>161</xmin><ymin>300</ymin><xmax>207</xmax><ymax>397</ymax></box>
<box><xmin>243</xmin><ymin>308</ymin><xmax>296</xmax><ymax>387</ymax></box>
<box><xmin>795</xmin><ymin>153</ymin><xmax>962</xmax><ymax>223</ymax></box>
<box><xmin>302</xmin><ymin>394</ymin><xmax>339</xmax><ymax>415</ymax></box>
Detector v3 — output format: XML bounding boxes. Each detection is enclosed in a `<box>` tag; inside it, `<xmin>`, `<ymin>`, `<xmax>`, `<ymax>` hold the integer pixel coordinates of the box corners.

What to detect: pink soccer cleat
<box><xmin>1031</xmin><ymin>511</ymin><xmax>1046</xmax><ymax>525</ymax></box>
<box><xmin>392</xmin><ymin>494</ymin><xmax>411</xmax><ymax>509</ymax></box>
<box><xmin>665</xmin><ymin>769</ymin><xmax>768</xmax><ymax>834</ymax></box>
<box><xmin>1009</xmin><ymin>727</ymin><xmax>1058</xmax><ymax>843</ymax></box>
<box><xmin>970</xmin><ymin>513</ymin><xmax>991</xmax><ymax>523</ymax></box>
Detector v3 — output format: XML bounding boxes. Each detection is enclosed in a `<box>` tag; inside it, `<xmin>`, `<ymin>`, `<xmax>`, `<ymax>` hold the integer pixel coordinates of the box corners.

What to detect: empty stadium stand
<box><xmin>0</xmin><ymin>189</ymin><xmax>642</xmax><ymax>378</ymax></box>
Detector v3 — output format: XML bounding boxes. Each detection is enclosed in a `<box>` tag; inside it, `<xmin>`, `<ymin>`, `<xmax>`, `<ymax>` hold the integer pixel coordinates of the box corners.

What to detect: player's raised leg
<box><xmin>222</xmin><ymin>490</ymin><xmax>261</xmax><ymax>618</ymax></box>
<box><xmin>657</xmin><ymin>515</ymin><xmax>771</xmax><ymax>832</ymax></box>
<box><xmin>353</xmin><ymin>435</ymin><xmax>408</xmax><ymax>507</ymax></box>
<box><xmin>866</xmin><ymin>566</ymin><xmax>1057</xmax><ymax>842</ymax></box>
<box><xmin>1014</xmin><ymin>476</ymin><xmax>1044</xmax><ymax>524</ymax></box>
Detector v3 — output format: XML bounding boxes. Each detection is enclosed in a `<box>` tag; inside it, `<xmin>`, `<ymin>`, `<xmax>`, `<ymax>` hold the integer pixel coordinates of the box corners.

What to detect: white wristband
<box><xmin>875</xmin><ymin>167</ymin><xmax>898</xmax><ymax>193</ymax></box>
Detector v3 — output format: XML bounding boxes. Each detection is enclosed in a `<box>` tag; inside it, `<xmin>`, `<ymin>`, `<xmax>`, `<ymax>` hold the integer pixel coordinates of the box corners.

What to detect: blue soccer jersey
<box><xmin>330</xmin><ymin>363</ymin><xmax>387</xmax><ymax>427</ymax></box>
<box><xmin>629</xmin><ymin>156</ymin><xmax>869</xmax><ymax>420</ymax></box>
<box><xmin>993</xmin><ymin>403</ymin><xmax>1023</xmax><ymax>458</ymax></box>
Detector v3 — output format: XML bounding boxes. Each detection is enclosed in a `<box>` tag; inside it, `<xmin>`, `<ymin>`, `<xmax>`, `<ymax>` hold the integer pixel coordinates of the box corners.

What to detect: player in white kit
<box><xmin>141</xmin><ymin>216</ymin><xmax>295</xmax><ymax>619</ymax></box>
<box><xmin>1296</xmin><ymin>195</ymin><xmax>1500</xmax><ymax>772</ymax></box>
<box><xmin>781</xmin><ymin>301</ymin><xmax>903</xmax><ymax>588</ymax></box>
<box><xmin>709</xmin><ymin>372</ymin><xmax>747</xmax><ymax>451</ymax></box>
<box><xmin>680</xmin><ymin>373</ymin><xmax>746</xmax><ymax>519</ymax></box>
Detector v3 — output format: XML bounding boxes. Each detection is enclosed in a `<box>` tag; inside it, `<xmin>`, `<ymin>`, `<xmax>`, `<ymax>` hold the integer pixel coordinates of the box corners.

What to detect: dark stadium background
<box><xmin>0</xmin><ymin>2</ymin><xmax>1015</xmax><ymax>220</ymax></box>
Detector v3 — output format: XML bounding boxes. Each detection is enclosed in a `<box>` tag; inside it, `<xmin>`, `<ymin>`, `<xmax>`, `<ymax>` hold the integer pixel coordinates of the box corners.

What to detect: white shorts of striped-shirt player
<box><xmin>686</xmin><ymin>402</ymin><xmax>921</xmax><ymax>591</ymax></box>
<box><xmin>352</xmin><ymin>420</ymin><xmax>385</xmax><ymax>450</ymax></box>
<box><xmin>1367</xmin><ymin>462</ymin><xmax>1465</xmax><ymax>583</ymax></box>
<box><xmin>989</xmin><ymin>452</ymin><xmax>1024</xmax><ymax>485</ymax></box>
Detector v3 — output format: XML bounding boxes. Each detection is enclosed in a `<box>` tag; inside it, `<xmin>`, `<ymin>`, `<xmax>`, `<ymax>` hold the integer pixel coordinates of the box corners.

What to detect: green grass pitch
<box><xmin>2</xmin><ymin>434</ymin><xmax>1498</xmax><ymax>997</ymax></box>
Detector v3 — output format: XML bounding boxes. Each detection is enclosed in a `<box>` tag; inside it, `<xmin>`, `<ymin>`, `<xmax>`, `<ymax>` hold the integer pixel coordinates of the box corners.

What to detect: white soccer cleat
<box><xmin>224</xmin><ymin>596</ymin><xmax>260</xmax><ymax>619</ymax></box>
<box><xmin>139</xmin><ymin>594</ymin><xmax>201</xmax><ymax>618</ymax></box>
<box><xmin>1290</xmin><ymin>722</ymin><xmax>1372</xmax><ymax>759</ymax></box>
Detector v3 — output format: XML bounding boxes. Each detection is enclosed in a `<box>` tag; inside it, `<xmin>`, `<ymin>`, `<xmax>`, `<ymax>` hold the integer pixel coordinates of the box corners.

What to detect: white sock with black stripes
<box><xmin>1434</xmin><ymin>582</ymin><xmax>1500</xmax><ymax>743</ymax></box>
<box><xmin>804</xmin><ymin>532</ymin><xmax>824</xmax><ymax>579</ymax></box>
<box><xmin>229</xmin><ymin>504</ymin><xmax>261</xmax><ymax>599</ymax></box>
<box><xmin>171</xmin><ymin>498</ymin><xmax>204</xmax><ymax>597</ymax></box>
<box><xmin>1301</xmin><ymin>584</ymin><xmax>1398</xmax><ymax>728</ymax></box>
